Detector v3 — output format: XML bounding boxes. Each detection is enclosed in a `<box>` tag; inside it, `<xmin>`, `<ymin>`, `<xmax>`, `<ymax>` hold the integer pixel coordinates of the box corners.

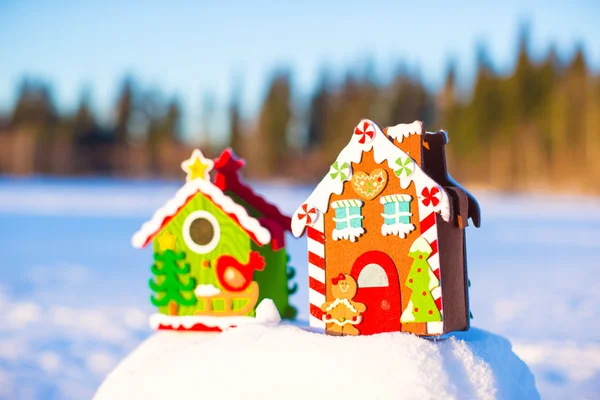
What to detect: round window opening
<box><xmin>190</xmin><ymin>217</ymin><xmax>214</xmax><ymax>246</ymax></box>
<box><xmin>182</xmin><ymin>211</ymin><xmax>221</xmax><ymax>254</ymax></box>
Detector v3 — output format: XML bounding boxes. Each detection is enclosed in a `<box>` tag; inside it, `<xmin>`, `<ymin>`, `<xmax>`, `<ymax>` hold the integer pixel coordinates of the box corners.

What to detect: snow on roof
<box><xmin>291</xmin><ymin>119</ymin><xmax>451</xmax><ymax>237</ymax></box>
<box><xmin>386</xmin><ymin>120</ymin><xmax>423</xmax><ymax>143</ymax></box>
<box><xmin>131</xmin><ymin>178</ymin><xmax>271</xmax><ymax>248</ymax></box>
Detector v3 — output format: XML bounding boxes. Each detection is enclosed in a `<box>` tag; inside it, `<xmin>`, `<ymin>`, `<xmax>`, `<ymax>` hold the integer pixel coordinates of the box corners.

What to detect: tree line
<box><xmin>1</xmin><ymin>31</ymin><xmax>598</xmax><ymax>193</ymax></box>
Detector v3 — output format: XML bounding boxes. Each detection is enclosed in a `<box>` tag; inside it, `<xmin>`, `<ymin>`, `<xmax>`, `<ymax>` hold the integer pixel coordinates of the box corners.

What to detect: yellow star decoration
<box><xmin>157</xmin><ymin>231</ymin><xmax>177</xmax><ymax>251</ymax></box>
<box><xmin>181</xmin><ymin>149</ymin><xmax>214</xmax><ymax>182</ymax></box>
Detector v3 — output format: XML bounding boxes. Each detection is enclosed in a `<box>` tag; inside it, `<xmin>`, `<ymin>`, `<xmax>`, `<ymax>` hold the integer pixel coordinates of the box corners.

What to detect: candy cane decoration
<box><xmin>417</xmin><ymin>205</ymin><xmax>444</xmax><ymax>335</ymax></box>
<box><xmin>307</xmin><ymin>213</ymin><xmax>326</xmax><ymax>331</ymax></box>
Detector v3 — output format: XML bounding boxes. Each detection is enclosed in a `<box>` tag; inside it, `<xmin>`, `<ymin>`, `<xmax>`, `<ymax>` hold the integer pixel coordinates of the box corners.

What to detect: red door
<box><xmin>350</xmin><ymin>251</ymin><xmax>401</xmax><ymax>335</ymax></box>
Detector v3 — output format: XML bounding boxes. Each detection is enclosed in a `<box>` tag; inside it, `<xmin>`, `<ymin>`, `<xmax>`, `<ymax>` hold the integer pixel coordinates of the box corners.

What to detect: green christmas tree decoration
<box><xmin>149</xmin><ymin>249</ymin><xmax>197</xmax><ymax>315</ymax></box>
<box><xmin>401</xmin><ymin>237</ymin><xmax>442</xmax><ymax>324</ymax></box>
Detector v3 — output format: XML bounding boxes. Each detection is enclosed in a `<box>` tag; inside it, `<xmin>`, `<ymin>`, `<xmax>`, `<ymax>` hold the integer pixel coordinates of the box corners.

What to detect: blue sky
<box><xmin>0</xmin><ymin>0</ymin><xmax>598</xmax><ymax>139</ymax></box>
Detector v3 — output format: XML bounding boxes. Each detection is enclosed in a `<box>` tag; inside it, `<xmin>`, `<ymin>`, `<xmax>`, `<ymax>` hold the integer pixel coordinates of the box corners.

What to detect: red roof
<box><xmin>214</xmin><ymin>148</ymin><xmax>292</xmax><ymax>250</ymax></box>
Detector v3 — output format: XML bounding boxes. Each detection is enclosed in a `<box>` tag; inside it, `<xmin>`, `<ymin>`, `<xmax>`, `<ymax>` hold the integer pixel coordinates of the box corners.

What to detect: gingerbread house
<box><xmin>291</xmin><ymin>119</ymin><xmax>480</xmax><ymax>336</ymax></box>
<box><xmin>132</xmin><ymin>148</ymin><xmax>296</xmax><ymax>332</ymax></box>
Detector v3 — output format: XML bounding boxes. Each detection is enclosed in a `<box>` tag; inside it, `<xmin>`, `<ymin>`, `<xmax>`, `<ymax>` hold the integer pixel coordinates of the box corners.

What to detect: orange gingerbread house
<box><xmin>292</xmin><ymin>119</ymin><xmax>480</xmax><ymax>336</ymax></box>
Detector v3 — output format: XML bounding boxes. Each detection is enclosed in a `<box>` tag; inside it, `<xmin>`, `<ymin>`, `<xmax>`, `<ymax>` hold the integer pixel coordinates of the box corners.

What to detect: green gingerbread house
<box><xmin>132</xmin><ymin>148</ymin><xmax>296</xmax><ymax>331</ymax></box>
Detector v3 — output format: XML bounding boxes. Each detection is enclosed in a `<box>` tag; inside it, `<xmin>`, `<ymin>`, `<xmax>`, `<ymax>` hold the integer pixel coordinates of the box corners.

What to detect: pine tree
<box><xmin>200</xmin><ymin>91</ymin><xmax>216</xmax><ymax>144</ymax></box>
<box><xmin>467</xmin><ymin>42</ymin><xmax>509</xmax><ymax>184</ymax></box>
<box><xmin>438</xmin><ymin>61</ymin><xmax>457</xmax><ymax>123</ymax></box>
<box><xmin>74</xmin><ymin>90</ymin><xmax>97</xmax><ymax>137</ymax></box>
<box><xmin>228</xmin><ymin>90</ymin><xmax>243</xmax><ymax>156</ymax></box>
<box><xmin>323</xmin><ymin>72</ymin><xmax>359</xmax><ymax>158</ymax></box>
<box><xmin>307</xmin><ymin>69</ymin><xmax>331</xmax><ymax>149</ymax></box>
<box><xmin>387</xmin><ymin>67</ymin><xmax>432</xmax><ymax>127</ymax></box>
<box><xmin>564</xmin><ymin>47</ymin><xmax>589</xmax><ymax>186</ymax></box>
<box><xmin>164</xmin><ymin>98</ymin><xmax>181</xmax><ymax>142</ymax></box>
<box><xmin>401</xmin><ymin>238</ymin><xmax>441</xmax><ymax>323</ymax></box>
<box><xmin>115</xmin><ymin>77</ymin><xmax>133</xmax><ymax>144</ymax></box>
<box><xmin>323</xmin><ymin>71</ymin><xmax>379</xmax><ymax>159</ymax></box>
<box><xmin>253</xmin><ymin>69</ymin><xmax>292</xmax><ymax>177</ymax></box>
<box><xmin>10</xmin><ymin>79</ymin><xmax>58</xmax><ymax>174</ymax></box>
<box><xmin>11</xmin><ymin>79</ymin><xmax>57</xmax><ymax>130</ymax></box>
<box><xmin>510</xmin><ymin>24</ymin><xmax>542</xmax><ymax>188</ymax></box>
<box><xmin>512</xmin><ymin>24</ymin><xmax>537</xmax><ymax>121</ymax></box>
<box><xmin>437</xmin><ymin>61</ymin><xmax>466</xmax><ymax>173</ymax></box>
<box><xmin>149</xmin><ymin>249</ymin><xmax>197</xmax><ymax>315</ymax></box>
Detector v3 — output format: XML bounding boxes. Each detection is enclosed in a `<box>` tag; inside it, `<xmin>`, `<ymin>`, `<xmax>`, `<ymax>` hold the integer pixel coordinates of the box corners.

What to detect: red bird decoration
<box><xmin>215</xmin><ymin>251</ymin><xmax>265</xmax><ymax>292</ymax></box>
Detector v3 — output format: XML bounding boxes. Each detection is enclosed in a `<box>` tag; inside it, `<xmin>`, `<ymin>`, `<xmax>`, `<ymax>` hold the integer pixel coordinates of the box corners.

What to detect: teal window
<box><xmin>380</xmin><ymin>195</ymin><xmax>412</xmax><ymax>225</ymax></box>
<box><xmin>334</xmin><ymin>204</ymin><xmax>363</xmax><ymax>230</ymax></box>
<box><xmin>331</xmin><ymin>199</ymin><xmax>365</xmax><ymax>241</ymax></box>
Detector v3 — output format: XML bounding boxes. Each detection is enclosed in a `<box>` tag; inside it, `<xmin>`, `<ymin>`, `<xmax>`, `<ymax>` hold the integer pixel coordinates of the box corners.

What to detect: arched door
<box><xmin>350</xmin><ymin>251</ymin><xmax>401</xmax><ymax>335</ymax></box>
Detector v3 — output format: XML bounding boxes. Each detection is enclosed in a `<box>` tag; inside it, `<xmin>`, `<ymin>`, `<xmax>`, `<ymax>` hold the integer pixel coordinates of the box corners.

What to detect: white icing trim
<box><xmin>182</xmin><ymin>210</ymin><xmax>221</xmax><ymax>254</ymax></box>
<box><xmin>381</xmin><ymin>223</ymin><xmax>415</xmax><ymax>238</ymax></box>
<box><xmin>386</xmin><ymin>121</ymin><xmax>423</xmax><ymax>143</ymax></box>
<box><xmin>380</xmin><ymin>194</ymin><xmax>412</xmax><ymax>203</ymax></box>
<box><xmin>149</xmin><ymin>299</ymin><xmax>280</xmax><ymax>330</ymax></box>
<box><xmin>380</xmin><ymin>212</ymin><xmax>411</xmax><ymax>218</ymax></box>
<box><xmin>132</xmin><ymin>179</ymin><xmax>271</xmax><ymax>248</ymax></box>
<box><xmin>400</xmin><ymin>300</ymin><xmax>415</xmax><ymax>323</ymax></box>
<box><xmin>149</xmin><ymin>313</ymin><xmax>254</xmax><ymax>331</ymax></box>
<box><xmin>194</xmin><ymin>283</ymin><xmax>222</xmax><ymax>297</ymax></box>
<box><xmin>322</xmin><ymin>298</ymin><xmax>363</xmax><ymax>326</ymax></box>
<box><xmin>324</xmin><ymin>298</ymin><xmax>359</xmax><ymax>313</ymax></box>
<box><xmin>332</xmin><ymin>215</ymin><xmax>364</xmax><ymax>223</ymax></box>
<box><xmin>322</xmin><ymin>315</ymin><xmax>363</xmax><ymax>326</ymax></box>
<box><xmin>181</xmin><ymin>149</ymin><xmax>215</xmax><ymax>182</ymax></box>
<box><xmin>428</xmin><ymin>267</ymin><xmax>440</xmax><ymax>291</ymax></box>
<box><xmin>331</xmin><ymin>199</ymin><xmax>363</xmax><ymax>208</ymax></box>
<box><xmin>409</xmin><ymin>236</ymin><xmax>433</xmax><ymax>254</ymax></box>
<box><xmin>332</xmin><ymin>227</ymin><xmax>365</xmax><ymax>242</ymax></box>
<box><xmin>291</xmin><ymin>119</ymin><xmax>450</xmax><ymax>238</ymax></box>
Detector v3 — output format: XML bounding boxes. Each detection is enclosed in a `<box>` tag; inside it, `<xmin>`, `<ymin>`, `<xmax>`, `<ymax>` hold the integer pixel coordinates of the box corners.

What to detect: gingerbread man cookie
<box><xmin>321</xmin><ymin>273</ymin><xmax>366</xmax><ymax>335</ymax></box>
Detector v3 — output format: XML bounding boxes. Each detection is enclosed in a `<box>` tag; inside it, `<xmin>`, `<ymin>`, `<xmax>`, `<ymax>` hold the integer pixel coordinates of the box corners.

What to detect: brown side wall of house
<box><xmin>324</xmin><ymin>149</ymin><xmax>427</xmax><ymax>335</ymax></box>
<box><xmin>436</xmin><ymin>214</ymin><xmax>470</xmax><ymax>333</ymax></box>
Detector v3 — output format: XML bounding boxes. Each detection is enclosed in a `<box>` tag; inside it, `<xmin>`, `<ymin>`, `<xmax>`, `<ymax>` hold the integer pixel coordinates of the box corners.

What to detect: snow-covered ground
<box><xmin>95</xmin><ymin>325</ymin><xmax>538</xmax><ymax>400</ymax></box>
<box><xmin>0</xmin><ymin>176</ymin><xmax>599</xmax><ymax>399</ymax></box>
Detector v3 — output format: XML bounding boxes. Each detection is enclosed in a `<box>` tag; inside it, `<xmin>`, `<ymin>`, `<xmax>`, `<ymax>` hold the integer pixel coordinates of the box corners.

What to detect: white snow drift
<box><xmin>94</xmin><ymin>325</ymin><xmax>539</xmax><ymax>400</ymax></box>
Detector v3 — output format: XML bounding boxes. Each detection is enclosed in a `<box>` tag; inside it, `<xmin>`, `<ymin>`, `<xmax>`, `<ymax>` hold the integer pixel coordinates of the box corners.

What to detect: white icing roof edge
<box><xmin>386</xmin><ymin>120</ymin><xmax>423</xmax><ymax>143</ymax></box>
<box><xmin>291</xmin><ymin>119</ymin><xmax>451</xmax><ymax>237</ymax></box>
<box><xmin>132</xmin><ymin>179</ymin><xmax>271</xmax><ymax>248</ymax></box>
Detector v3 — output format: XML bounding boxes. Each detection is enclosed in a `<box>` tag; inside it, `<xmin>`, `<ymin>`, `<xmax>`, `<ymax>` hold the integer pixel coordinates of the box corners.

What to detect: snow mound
<box><xmin>254</xmin><ymin>298</ymin><xmax>281</xmax><ymax>325</ymax></box>
<box><xmin>94</xmin><ymin>325</ymin><xmax>539</xmax><ymax>400</ymax></box>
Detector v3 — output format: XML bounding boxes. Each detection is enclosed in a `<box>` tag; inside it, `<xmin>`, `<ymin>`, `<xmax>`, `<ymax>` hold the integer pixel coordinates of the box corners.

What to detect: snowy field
<box><xmin>0</xmin><ymin>176</ymin><xmax>599</xmax><ymax>399</ymax></box>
